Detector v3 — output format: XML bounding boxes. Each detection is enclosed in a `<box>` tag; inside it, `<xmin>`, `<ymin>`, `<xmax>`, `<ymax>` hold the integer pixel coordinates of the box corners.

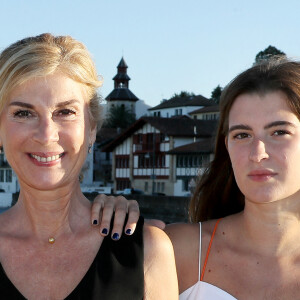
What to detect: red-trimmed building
<box><xmin>102</xmin><ymin>116</ymin><xmax>217</xmax><ymax>196</ymax></box>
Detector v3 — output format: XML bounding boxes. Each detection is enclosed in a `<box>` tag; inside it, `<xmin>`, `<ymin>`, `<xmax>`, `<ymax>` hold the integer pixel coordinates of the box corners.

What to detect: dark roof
<box><xmin>167</xmin><ymin>138</ymin><xmax>215</xmax><ymax>154</ymax></box>
<box><xmin>118</xmin><ymin>57</ymin><xmax>128</xmax><ymax>68</ymax></box>
<box><xmin>148</xmin><ymin>95</ymin><xmax>213</xmax><ymax>111</ymax></box>
<box><xmin>169</xmin><ymin>115</ymin><xmax>191</xmax><ymax>120</ymax></box>
<box><xmin>102</xmin><ymin>117</ymin><xmax>217</xmax><ymax>152</ymax></box>
<box><xmin>189</xmin><ymin>105</ymin><xmax>220</xmax><ymax>114</ymax></box>
<box><xmin>96</xmin><ymin>128</ymin><xmax>123</xmax><ymax>147</ymax></box>
<box><xmin>143</xmin><ymin>117</ymin><xmax>217</xmax><ymax>137</ymax></box>
<box><xmin>113</xmin><ymin>73</ymin><xmax>131</xmax><ymax>81</ymax></box>
<box><xmin>105</xmin><ymin>88</ymin><xmax>139</xmax><ymax>101</ymax></box>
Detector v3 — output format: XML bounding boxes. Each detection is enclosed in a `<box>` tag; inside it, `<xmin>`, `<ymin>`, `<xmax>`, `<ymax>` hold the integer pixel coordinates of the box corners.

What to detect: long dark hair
<box><xmin>189</xmin><ymin>59</ymin><xmax>300</xmax><ymax>222</ymax></box>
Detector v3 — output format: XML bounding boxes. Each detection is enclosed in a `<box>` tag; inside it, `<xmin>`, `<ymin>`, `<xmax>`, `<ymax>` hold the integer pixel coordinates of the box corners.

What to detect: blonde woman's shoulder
<box><xmin>143</xmin><ymin>225</ymin><xmax>178</xmax><ymax>299</ymax></box>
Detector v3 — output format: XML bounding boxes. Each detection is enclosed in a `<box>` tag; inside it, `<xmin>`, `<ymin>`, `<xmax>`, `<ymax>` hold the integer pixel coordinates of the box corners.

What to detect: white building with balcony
<box><xmin>103</xmin><ymin>116</ymin><xmax>217</xmax><ymax>196</ymax></box>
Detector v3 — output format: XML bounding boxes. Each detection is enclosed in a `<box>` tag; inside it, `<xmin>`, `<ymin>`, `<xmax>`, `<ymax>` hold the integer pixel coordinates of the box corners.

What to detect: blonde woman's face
<box><xmin>0</xmin><ymin>72</ymin><xmax>96</xmax><ymax>190</ymax></box>
<box><xmin>226</xmin><ymin>91</ymin><xmax>300</xmax><ymax>205</ymax></box>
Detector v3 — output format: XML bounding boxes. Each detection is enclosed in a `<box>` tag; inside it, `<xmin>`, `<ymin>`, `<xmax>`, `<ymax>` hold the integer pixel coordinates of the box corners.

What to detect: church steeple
<box><xmin>113</xmin><ymin>57</ymin><xmax>131</xmax><ymax>89</ymax></box>
<box><xmin>105</xmin><ymin>58</ymin><xmax>139</xmax><ymax>113</ymax></box>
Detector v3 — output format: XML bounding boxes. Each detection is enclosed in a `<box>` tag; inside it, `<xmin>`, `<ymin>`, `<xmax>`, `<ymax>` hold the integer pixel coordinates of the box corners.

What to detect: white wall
<box><xmin>150</xmin><ymin>106</ymin><xmax>204</xmax><ymax>118</ymax></box>
<box><xmin>81</xmin><ymin>149</ymin><xmax>94</xmax><ymax>185</ymax></box>
<box><xmin>0</xmin><ymin>193</ymin><xmax>12</xmax><ymax>207</ymax></box>
<box><xmin>0</xmin><ymin>169</ymin><xmax>19</xmax><ymax>193</ymax></box>
<box><xmin>116</xmin><ymin>138</ymin><xmax>131</xmax><ymax>155</ymax></box>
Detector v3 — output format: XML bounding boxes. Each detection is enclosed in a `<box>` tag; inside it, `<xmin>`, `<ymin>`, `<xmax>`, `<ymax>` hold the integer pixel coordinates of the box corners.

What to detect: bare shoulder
<box><xmin>164</xmin><ymin>220</ymin><xmax>225</xmax><ymax>293</ymax></box>
<box><xmin>164</xmin><ymin>223</ymin><xmax>200</xmax><ymax>269</ymax></box>
<box><xmin>164</xmin><ymin>223</ymin><xmax>199</xmax><ymax>293</ymax></box>
<box><xmin>143</xmin><ymin>225</ymin><xmax>176</xmax><ymax>270</ymax></box>
<box><xmin>143</xmin><ymin>225</ymin><xmax>178</xmax><ymax>300</ymax></box>
<box><xmin>165</xmin><ymin>222</ymin><xmax>199</xmax><ymax>246</ymax></box>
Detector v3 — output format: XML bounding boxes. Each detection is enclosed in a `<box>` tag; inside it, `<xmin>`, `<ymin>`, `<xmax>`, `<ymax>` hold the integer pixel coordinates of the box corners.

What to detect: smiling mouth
<box><xmin>29</xmin><ymin>153</ymin><xmax>64</xmax><ymax>162</ymax></box>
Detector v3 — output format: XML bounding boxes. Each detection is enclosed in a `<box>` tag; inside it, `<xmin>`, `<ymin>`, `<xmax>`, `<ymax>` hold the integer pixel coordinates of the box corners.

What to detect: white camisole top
<box><xmin>179</xmin><ymin>222</ymin><xmax>237</xmax><ymax>300</ymax></box>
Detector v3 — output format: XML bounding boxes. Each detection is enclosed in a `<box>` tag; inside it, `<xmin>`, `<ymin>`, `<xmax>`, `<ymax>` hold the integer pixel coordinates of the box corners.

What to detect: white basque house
<box><xmin>0</xmin><ymin>152</ymin><xmax>18</xmax><ymax>193</ymax></box>
<box><xmin>189</xmin><ymin>105</ymin><xmax>220</xmax><ymax>120</ymax></box>
<box><xmin>148</xmin><ymin>95</ymin><xmax>215</xmax><ymax>118</ymax></box>
<box><xmin>103</xmin><ymin>117</ymin><xmax>217</xmax><ymax>196</ymax></box>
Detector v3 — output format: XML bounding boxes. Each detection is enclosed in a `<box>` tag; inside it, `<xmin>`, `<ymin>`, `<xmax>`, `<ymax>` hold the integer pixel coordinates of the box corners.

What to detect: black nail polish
<box><xmin>93</xmin><ymin>219</ymin><xmax>98</xmax><ymax>225</ymax></box>
<box><xmin>102</xmin><ymin>228</ymin><xmax>108</xmax><ymax>235</ymax></box>
<box><xmin>126</xmin><ymin>229</ymin><xmax>132</xmax><ymax>235</ymax></box>
<box><xmin>112</xmin><ymin>233</ymin><xmax>120</xmax><ymax>240</ymax></box>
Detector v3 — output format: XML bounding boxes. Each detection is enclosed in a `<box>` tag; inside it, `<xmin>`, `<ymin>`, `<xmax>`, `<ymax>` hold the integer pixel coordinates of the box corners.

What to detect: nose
<box><xmin>249</xmin><ymin>138</ymin><xmax>269</xmax><ymax>162</ymax></box>
<box><xmin>33</xmin><ymin>117</ymin><xmax>59</xmax><ymax>145</ymax></box>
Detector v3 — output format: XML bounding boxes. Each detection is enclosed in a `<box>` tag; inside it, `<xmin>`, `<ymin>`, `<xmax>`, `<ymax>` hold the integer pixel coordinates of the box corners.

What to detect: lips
<box><xmin>248</xmin><ymin>169</ymin><xmax>277</xmax><ymax>181</ymax></box>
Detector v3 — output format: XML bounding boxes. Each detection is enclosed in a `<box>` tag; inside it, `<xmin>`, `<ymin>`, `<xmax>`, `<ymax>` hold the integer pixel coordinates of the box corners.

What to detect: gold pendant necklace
<box><xmin>48</xmin><ymin>237</ymin><xmax>55</xmax><ymax>244</ymax></box>
<box><xmin>47</xmin><ymin>220</ymin><xmax>68</xmax><ymax>245</ymax></box>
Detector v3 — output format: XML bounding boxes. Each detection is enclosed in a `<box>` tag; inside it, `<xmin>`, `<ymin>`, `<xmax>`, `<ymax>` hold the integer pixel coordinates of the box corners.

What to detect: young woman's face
<box><xmin>0</xmin><ymin>72</ymin><xmax>96</xmax><ymax>190</ymax></box>
<box><xmin>226</xmin><ymin>91</ymin><xmax>300</xmax><ymax>204</ymax></box>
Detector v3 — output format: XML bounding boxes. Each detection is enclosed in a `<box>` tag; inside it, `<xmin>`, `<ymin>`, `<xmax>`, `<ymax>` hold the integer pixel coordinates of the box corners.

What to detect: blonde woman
<box><xmin>0</xmin><ymin>33</ymin><xmax>177</xmax><ymax>299</ymax></box>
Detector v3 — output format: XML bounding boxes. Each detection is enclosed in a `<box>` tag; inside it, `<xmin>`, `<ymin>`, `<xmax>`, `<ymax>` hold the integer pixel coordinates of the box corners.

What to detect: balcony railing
<box><xmin>134</xmin><ymin>143</ymin><xmax>160</xmax><ymax>153</ymax></box>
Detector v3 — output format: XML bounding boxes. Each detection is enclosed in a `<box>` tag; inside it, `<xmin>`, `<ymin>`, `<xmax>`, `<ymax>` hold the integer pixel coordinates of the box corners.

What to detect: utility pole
<box><xmin>151</xmin><ymin>130</ymin><xmax>156</xmax><ymax>194</ymax></box>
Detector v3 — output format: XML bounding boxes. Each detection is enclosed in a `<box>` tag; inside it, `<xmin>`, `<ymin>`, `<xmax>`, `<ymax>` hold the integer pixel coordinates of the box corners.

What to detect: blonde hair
<box><xmin>0</xmin><ymin>33</ymin><xmax>103</xmax><ymax>125</ymax></box>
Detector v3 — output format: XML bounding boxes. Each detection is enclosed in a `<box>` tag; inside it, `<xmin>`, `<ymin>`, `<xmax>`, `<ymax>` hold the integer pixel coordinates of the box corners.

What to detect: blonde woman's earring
<box><xmin>88</xmin><ymin>144</ymin><xmax>92</xmax><ymax>154</ymax></box>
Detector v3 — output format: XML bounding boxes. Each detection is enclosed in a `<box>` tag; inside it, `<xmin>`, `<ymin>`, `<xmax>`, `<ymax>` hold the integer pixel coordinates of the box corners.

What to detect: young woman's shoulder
<box><xmin>164</xmin><ymin>220</ymin><xmax>222</xmax><ymax>293</ymax></box>
<box><xmin>143</xmin><ymin>225</ymin><xmax>178</xmax><ymax>299</ymax></box>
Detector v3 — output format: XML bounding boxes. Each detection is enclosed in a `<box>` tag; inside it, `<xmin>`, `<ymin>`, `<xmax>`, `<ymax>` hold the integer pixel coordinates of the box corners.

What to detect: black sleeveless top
<box><xmin>0</xmin><ymin>217</ymin><xmax>144</xmax><ymax>299</ymax></box>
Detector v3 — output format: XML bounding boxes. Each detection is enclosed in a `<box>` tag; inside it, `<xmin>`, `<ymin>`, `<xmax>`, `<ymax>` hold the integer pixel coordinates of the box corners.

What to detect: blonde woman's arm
<box><xmin>143</xmin><ymin>225</ymin><xmax>179</xmax><ymax>299</ymax></box>
<box><xmin>91</xmin><ymin>194</ymin><xmax>165</xmax><ymax>239</ymax></box>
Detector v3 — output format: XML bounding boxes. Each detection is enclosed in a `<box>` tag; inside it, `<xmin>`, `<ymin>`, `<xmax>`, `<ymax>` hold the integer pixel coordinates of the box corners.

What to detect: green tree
<box><xmin>103</xmin><ymin>105</ymin><xmax>136</xmax><ymax>129</ymax></box>
<box><xmin>255</xmin><ymin>45</ymin><xmax>286</xmax><ymax>64</ymax></box>
<box><xmin>170</xmin><ymin>91</ymin><xmax>195</xmax><ymax>99</ymax></box>
<box><xmin>210</xmin><ymin>85</ymin><xmax>223</xmax><ymax>104</ymax></box>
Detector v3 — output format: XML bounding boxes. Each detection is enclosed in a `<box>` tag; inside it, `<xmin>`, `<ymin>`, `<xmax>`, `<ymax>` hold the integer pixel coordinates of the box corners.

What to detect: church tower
<box><xmin>105</xmin><ymin>57</ymin><xmax>139</xmax><ymax>114</ymax></box>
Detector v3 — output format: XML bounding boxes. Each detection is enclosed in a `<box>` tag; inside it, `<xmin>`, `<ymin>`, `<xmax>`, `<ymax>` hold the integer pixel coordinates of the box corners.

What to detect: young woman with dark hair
<box><xmin>101</xmin><ymin>58</ymin><xmax>300</xmax><ymax>299</ymax></box>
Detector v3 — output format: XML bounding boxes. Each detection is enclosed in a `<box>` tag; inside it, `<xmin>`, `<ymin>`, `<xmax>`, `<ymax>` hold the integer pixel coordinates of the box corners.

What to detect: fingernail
<box><xmin>125</xmin><ymin>229</ymin><xmax>132</xmax><ymax>235</ymax></box>
<box><xmin>112</xmin><ymin>233</ymin><xmax>120</xmax><ymax>240</ymax></box>
<box><xmin>101</xmin><ymin>228</ymin><xmax>108</xmax><ymax>235</ymax></box>
<box><xmin>93</xmin><ymin>219</ymin><xmax>98</xmax><ymax>225</ymax></box>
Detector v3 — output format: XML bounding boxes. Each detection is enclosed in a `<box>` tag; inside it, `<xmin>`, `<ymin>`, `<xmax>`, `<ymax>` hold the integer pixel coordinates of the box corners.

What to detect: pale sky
<box><xmin>1</xmin><ymin>0</ymin><xmax>299</xmax><ymax>107</ymax></box>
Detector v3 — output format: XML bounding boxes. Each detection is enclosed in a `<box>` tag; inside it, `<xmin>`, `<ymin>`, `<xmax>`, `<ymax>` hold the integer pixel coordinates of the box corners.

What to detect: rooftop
<box><xmin>168</xmin><ymin>138</ymin><xmax>215</xmax><ymax>154</ymax></box>
<box><xmin>189</xmin><ymin>105</ymin><xmax>220</xmax><ymax>114</ymax></box>
<box><xmin>102</xmin><ymin>116</ymin><xmax>217</xmax><ymax>152</ymax></box>
<box><xmin>105</xmin><ymin>88</ymin><xmax>139</xmax><ymax>101</ymax></box>
<box><xmin>149</xmin><ymin>95</ymin><xmax>214</xmax><ymax>111</ymax></box>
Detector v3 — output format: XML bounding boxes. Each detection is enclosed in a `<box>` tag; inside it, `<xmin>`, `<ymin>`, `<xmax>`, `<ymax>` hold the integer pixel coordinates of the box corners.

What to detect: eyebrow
<box><xmin>228</xmin><ymin>121</ymin><xmax>296</xmax><ymax>133</ymax></box>
<box><xmin>8</xmin><ymin>100</ymin><xmax>80</xmax><ymax>109</ymax></box>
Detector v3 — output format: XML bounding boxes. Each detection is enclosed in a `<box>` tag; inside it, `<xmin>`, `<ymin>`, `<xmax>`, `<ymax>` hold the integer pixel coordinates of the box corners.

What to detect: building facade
<box><xmin>148</xmin><ymin>95</ymin><xmax>214</xmax><ymax>118</ymax></box>
<box><xmin>103</xmin><ymin>117</ymin><xmax>217</xmax><ymax>196</ymax></box>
